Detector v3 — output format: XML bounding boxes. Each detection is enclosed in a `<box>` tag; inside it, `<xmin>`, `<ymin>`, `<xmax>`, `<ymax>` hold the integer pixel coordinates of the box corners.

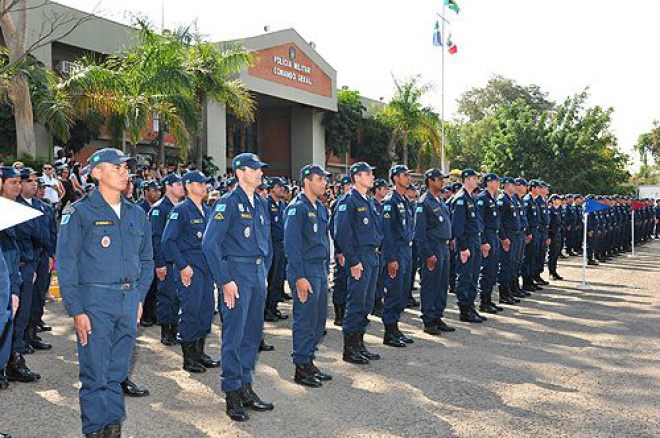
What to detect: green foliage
<box><xmin>357</xmin><ymin>116</ymin><xmax>392</xmax><ymax>179</ymax></box>
<box><xmin>635</xmin><ymin>120</ymin><xmax>660</xmax><ymax>166</ymax></box>
<box><xmin>323</xmin><ymin>89</ymin><xmax>365</xmax><ymax>160</ymax></box>
<box><xmin>0</xmin><ymin>104</ymin><xmax>16</xmax><ymax>157</ymax></box>
<box><xmin>54</xmin><ymin>109</ymin><xmax>104</xmax><ymax>153</ymax></box>
<box><xmin>202</xmin><ymin>154</ymin><xmax>219</xmax><ymax>176</ymax></box>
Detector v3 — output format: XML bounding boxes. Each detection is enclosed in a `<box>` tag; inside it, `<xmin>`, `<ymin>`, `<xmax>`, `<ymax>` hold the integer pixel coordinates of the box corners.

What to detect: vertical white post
<box><xmin>630</xmin><ymin>209</ymin><xmax>635</xmax><ymax>257</ymax></box>
<box><xmin>440</xmin><ymin>0</ymin><xmax>446</xmax><ymax>173</ymax></box>
<box><xmin>579</xmin><ymin>212</ymin><xmax>590</xmax><ymax>290</ymax></box>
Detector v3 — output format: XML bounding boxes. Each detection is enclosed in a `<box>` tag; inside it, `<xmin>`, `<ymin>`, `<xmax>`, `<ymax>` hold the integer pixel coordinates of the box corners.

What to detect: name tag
<box><xmin>357</xmin><ymin>207</ymin><xmax>367</xmax><ymax>212</ymax></box>
<box><xmin>190</xmin><ymin>219</ymin><xmax>204</xmax><ymax>224</ymax></box>
<box><xmin>240</xmin><ymin>213</ymin><xmax>252</xmax><ymax>219</ymax></box>
<box><xmin>94</xmin><ymin>221</ymin><xmax>115</xmax><ymax>226</ymax></box>
<box><xmin>308</xmin><ymin>212</ymin><xmax>317</xmax><ymax>217</ymax></box>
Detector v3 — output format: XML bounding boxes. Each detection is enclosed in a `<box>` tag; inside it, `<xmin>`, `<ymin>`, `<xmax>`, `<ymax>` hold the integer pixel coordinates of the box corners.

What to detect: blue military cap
<box><xmin>258</xmin><ymin>182</ymin><xmax>269</xmax><ymax>190</ymax></box>
<box><xmin>528</xmin><ymin>180</ymin><xmax>541</xmax><ymax>188</ymax></box>
<box><xmin>424</xmin><ymin>168</ymin><xmax>446</xmax><ymax>180</ymax></box>
<box><xmin>349</xmin><ymin>161</ymin><xmax>375</xmax><ymax>177</ymax></box>
<box><xmin>539</xmin><ymin>180</ymin><xmax>550</xmax><ymax>188</ymax></box>
<box><xmin>300</xmin><ymin>164</ymin><xmax>330</xmax><ymax>181</ymax></box>
<box><xmin>482</xmin><ymin>173</ymin><xmax>499</xmax><ymax>183</ymax></box>
<box><xmin>19</xmin><ymin>167</ymin><xmax>37</xmax><ymax>179</ymax></box>
<box><xmin>339</xmin><ymin>175</ymin><xmax>352</xmax><ymax>186</ymax></box>
<box><xmin>450</xmin><ymin>182</ymin><xmax>463</xmax><ymax>192</ymax></box>
<box><xmin>548</xmin><ymin>194</ymin><xmax>560</xmax><ymax>202</ymax></box>
<box><xmin>0</xmin><ymin>166</ymin><xmax>21</xmax><ymax>179</ymax></box>
<box><xmin>182</xmin><ymin>170</ymin><xmax>212</xmax><ymax>185</ymax></box>
<box><xmin>88</xmin><ymin>148</ymin><xmax>136</xmax><ymax>169</ymax></box>
<box><xmin>267</xmin><ymin>176</ymin><xmax>285</xmax><ymax>188</ymax></box>
<box><xmin>140</xmin><ymin>180</ymin><xmax>160</xmax><ymax>191</ymax></box>
<box><xmin>501</xmin><ymin>177</ymin><xmax>515</xmax><ymax>185</ymax></box>
<box><xmin>408</xmin><ymin>183</ymin><xmax>418</xmax><ymax>191</ymax></box>
<box><xmin>232</xmin><ymin>153</ymin><xmax>267</xmax><ymax>170</ymax></box>
<box><xmin>389</xmin><ymin>164</ymin><xmax>410</xmax><ymax>179</ymax></box>
<box><xmin>373</xmin><ymin>178</ymin><xmax>389</xmax><ymax>189</ymax></box>
<box><xmin>37</xmin><ymin>177</ymin><xmax>47</xmax><ymax>187</ymax></box>
<box><xmin>161</xmin><ymin>174</ymin><xmax>182</xmax><ymax>187</ymax></box>
<box><xmin>515</xmin><ymin>178</ymin><xmax>528</xmax><ymax>186</ymax></box>
<box><xmin>461</xmin><ymin>168</ymin><xmax>480</xmax><ymax>179</ymax></box>
<box><xmin>226</xmin><ymin>177</ymin><xmax>237</xmax><ymax>188</ymax></box>
<box><xmin>83</xmin><ymin>183</ymin><xmax>96</xmax><ymax>193</ymax></box>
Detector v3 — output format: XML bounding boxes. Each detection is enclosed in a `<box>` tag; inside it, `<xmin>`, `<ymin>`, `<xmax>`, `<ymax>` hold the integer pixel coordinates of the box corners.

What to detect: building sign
<box><xmin>248</xmin><ymin>43</ymin><xmax>332</xmax><ymax>98</ymax></box>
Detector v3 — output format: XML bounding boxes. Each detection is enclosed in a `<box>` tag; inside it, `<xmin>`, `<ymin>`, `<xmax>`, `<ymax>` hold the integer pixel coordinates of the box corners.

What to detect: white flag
<box><xmin>0</xmin><ymin>197</ymin><xmax>43</xmax><ymax>231</ymax></box>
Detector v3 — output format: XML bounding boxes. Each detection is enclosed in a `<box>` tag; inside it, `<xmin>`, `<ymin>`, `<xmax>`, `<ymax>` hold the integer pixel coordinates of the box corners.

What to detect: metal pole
<box><xmin>440</xmin><ymin>0</ymin><xmax>446</xmax><ymax>173</ymax></box>
<box><xmin>578</xmin><ymin>212</ymin><xmax>590</xmax><ymax>290</ymax></box>
<box><xmin>629</xmin><ymin>209</ymin><xmax>635</xmax><ymax>257</ymax></box>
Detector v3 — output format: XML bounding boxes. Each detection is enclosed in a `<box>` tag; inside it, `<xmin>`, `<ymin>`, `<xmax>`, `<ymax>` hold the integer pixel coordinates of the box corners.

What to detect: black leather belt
<box><xmin>225</xmin><ymin>256</ymin><xmax>264</xmax><ymax>265</ymax></box>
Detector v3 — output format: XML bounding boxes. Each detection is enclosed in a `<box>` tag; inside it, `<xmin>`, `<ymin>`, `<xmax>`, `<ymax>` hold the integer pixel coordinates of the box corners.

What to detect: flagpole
<box><xmin>440</xmin><ymin>0</ymin><xmax>447</xmax><ymax>173</ymax></box>
<box><xmin>578</xmin><ymin>211</ymin><xmax>590</xmax><ymax>290</ymax></box>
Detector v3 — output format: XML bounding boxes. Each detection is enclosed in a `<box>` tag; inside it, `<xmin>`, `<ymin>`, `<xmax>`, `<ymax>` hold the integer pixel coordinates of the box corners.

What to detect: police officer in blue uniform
<box><xmin>329</xmin><ymin>175</ymin><xmax>352</xmax><ymax>326</ymax></box>
<box><xmin>284</xmin><ymin>164</ymin><xmax>332</xmax><ymax>388</ymax></box>
<box><xmin>448</xmin><ymin>181</ymin><xmax>463</xmax><ymax>295</ymax></box>
<box><xmin>380</xmin><ymin>165</ymin><xmax>415</xmax><ymax>347</ymax></box>
<box><xmin>150</xmin><ymin>174</ymin><xmax>184</xmax><ymax>346</ymax></box>
<box><xmin>534</xmin><ymin>182</ymin><xmax>551</xmax><ymax>285</ymax></box>
<box><xmin>496</xmin><ymin>177</ymin><xmax>521</xmax><ymax>305</ymax></box>
<box><xmin>547</xmin><ymin>194</ymin><xmax>564</xmax><ymax>280</ymax></box>
<box><xmin>162</xmin><ymin>171</ymin><xmax>220</xmax><ymax>374</ymax></box>
<box><xmin>2</xmin><ymin>166</ymin><xmax>43</xmax><ymax>382</ymax></box>
<box><xmin>32</xmin><ymin>177</ymin><xmax>57</xmax><ymax>336</ymax></box>
<box><xmin>477</xmin><ymin>173</ymin><xmax>504</xmax><ymax>314</ymax></box>
<box><xmin>522</xmin><ymin>180</ymin><xmax>543</xmax><ymax>292</ymax></box>
<box><xmin>335</xmin><ymin>162</ymin><xmax>383</xmax><ymax>364</ymax></box>
<box><xmin>135</xmin><ymin>180</ymin><xmax>160</xmax><ymax>328</ymax></box>
<box><xmin>415</xmin><ymin>169</ymin><xmax>455</xmax><ymax>336</ymax></box>
<box><xmin>0</xmin><ymin>239</ymin><xmax>15</xmax><ymax>438</ymax></box>
<box><xmin>57</xmin><ymin>148</ymin><xmax>154</xmax><ymax>438</ymax></box>
<box><xmin>136</xmin><ymin>180</ymin><xmax>161</xmax><ymax>214</ymax></box>
<box><xmin>265</xmin><ymin>177</ymin><xmax>288</xmax><ymax>322</ymax></box>
<box><xmin>451</xmin><ymin>169</ymin><xmax>486</xmax><ymax>323</ymax></box>
<box><xmin>202</xmin><ymin>153</ymin><xmax>274</xmax><ymax>422</ymax></box>
<box><xmin>371</xmin><ymin>178</ymin><xmax>389</xmax><ymax>317</ymax></box>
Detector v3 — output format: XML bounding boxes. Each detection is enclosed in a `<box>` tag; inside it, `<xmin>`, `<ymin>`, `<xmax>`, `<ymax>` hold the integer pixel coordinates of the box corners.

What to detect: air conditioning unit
<box><xmin>57</xmin><ymin>60</ymin><xmax>81</xmax><ymax>75</ymax></box>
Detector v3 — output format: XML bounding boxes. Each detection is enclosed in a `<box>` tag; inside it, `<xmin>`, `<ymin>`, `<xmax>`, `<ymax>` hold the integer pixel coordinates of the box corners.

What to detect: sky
<box><xmin>59</xmin><ymin>0</ymin><xmax>660</xmax><ymax>170</ymax></box>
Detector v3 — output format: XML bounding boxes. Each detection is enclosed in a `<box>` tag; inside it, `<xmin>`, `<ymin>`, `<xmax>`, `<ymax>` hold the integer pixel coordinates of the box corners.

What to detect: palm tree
<box><xmin>386</xmin><ymin>75</ymin><xmax>433</xmax><ymax>167</ymax></box>
<box><xmin>1</xmin><ymin>46</ymin><xmax>74</xmax><ymax>153</ymax></box>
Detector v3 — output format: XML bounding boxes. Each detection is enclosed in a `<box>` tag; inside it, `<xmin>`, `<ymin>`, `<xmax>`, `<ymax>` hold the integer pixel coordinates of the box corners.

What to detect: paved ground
<box><xmin>2</xmin><ymin>241</ymin><xmax>659</xmax><ymax>438</ymax></box>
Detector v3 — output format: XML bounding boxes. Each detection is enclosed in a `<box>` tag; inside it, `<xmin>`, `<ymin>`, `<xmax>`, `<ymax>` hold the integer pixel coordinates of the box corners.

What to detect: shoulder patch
<box><xmin>170</xmin><ymin>212</ymin><xmax>179</xmax><ymax>220</ymax></box>
<box><xmin>61</xmin><ymin>214</ymin><xmax>71</xmax><ymax>225</ymax></box>
<box><xmin>338</xmin><ymin>205</ymin><xmax>347</xmax><ymax>212</ymax></box>
<box><xmin>151</xmin><ymin>209</ymin><xmax>160</xmax><ymax>216</ymax></box>
<box><xmin>214</xmin><ymin>213</ymin><xmax>225</xmax><ymax>221</ymax></box>
<box><xmin>383</xmin><ymin>204</ymin><xmax>392</xmax><ymax>212</ymax></box>
<box><xmin>416</xmin><ymin>206</ymin><xmax>423</xmax><ymax>213</ymax></box>
<box><xmin>288</xmin><ymin>208</ymin><xmax>297</xmax><ymax>216</ymax></box>
<box><xmin>456</xmin><ymin>200</ymin><xmax>465</xmax><ymax>206</ymax></box>
<box><xmin>477</xmin><ymin>200</ymin><xmax>484</xmax><ymax>206</ymax></box>
<box><xmin>215</xmin><ymin>204</ymin><xmax>227</xmax><ymax>212</ymax></box>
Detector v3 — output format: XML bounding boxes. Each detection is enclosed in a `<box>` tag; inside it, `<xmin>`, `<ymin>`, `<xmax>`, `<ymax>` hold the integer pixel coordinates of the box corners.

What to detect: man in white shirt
<box><xmin>40</xmin><ymin>165</ymin><xmax>63</xmax><ymax>208</ymax></box>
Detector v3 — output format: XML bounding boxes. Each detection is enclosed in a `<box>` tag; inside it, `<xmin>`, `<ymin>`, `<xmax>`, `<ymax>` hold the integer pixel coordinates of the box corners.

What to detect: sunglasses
<box><xmin>43</xmin><ymin>166</ymin><xmax>53</xmax><ymax>170</ymax></box>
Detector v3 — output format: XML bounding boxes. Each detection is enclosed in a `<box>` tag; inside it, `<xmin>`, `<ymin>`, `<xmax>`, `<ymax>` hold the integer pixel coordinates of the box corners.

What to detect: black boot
<box><xmin>181</xmin><ymin>342</ymin><xmax>206</xmax><ymax>373</ymax></box>
<box><xmin>121</xmin><ymin>378</ymin><xmax>149</xmax><ymax>397</ymax></box>
<box><xmin>197</xmin><ymin>338</ymin><xmax>221</xmax><ymax>368</ymax></box>
<box><xmin>471</xmin><ymin>304</ymin><xmax>488</xmax><ymax>322</ymax></box>
<box><xmin>275</xmin><ymin>309</ymin><xmax>289</xmax><ymax>320</ymax></box>
<box><xmin>371</xmin><ymin>297</ymin><xmax>384</xmax><ymax>317</ymax></box>
<box><xmin>0</xmin><ymin>369</ymin><xmax>8</xmax><ymax>390</ymax></box>
<box><xmin>225</xmin><ymin>390</ymin><xmax>249</xmax><ymax>421</ymax></box>
<box><xmin>36</xmin><ymin>320</ymin><xmax>52</xmax><ymax>332</ymax></box>
<box><xmin>5</xmin><ymin>352</ymin><xmax>40</xmax><ymax>382</ymax></box>
<box><xmin>436</xmin><ymin>318</ymin><xmax>456</xmax><ymax>332</ymax></box>
<box><xmin>104</xmin><ymin>422</ymin><xmax>122</xmax><ymax>438</ymax></box>
<box><xmin>423</xmin><ymin>320</ymin><xmax>443</xmax><ymax>336</ymax></box>
<box><xmin>459</xmin><ymin>305</ymin><xmax>482</xmax><ymax>323</ymax></box>
<box><xmin>383</xmin><ymin>324</ymin><xmax>406</xmax><ymax>347</ymax></box>
<box><xmin>358</xmin><ymin>332</ymin><xmax>380</xmax><ymax>360</ymax></box>
<box><xmin>240</xmin><ymin>383</ymin><xmax>274</xmax><ymax>411</ymax></box>
<box><xmin>343</xmin><ymin>333</ymin><xmax>369</xmax><ymax>364</ymax></box>
<box><xmin>522</xmin><ymin>277</ymin><xmax>537</xmax><ymax>293</ymax></box>
<box><xmin>258</xmin><ymin>339</ymin><xmax>274</xmax><ymax>352</ymax></box>
<box><xmin>392</xmin><ymin>321</ymin><xmax>414</xmax><ymax>344</ymax></box>
<box><xmin>83</xmin><ymin>431</ymin><xmax>104</xmax><ymax>438</ymax></box>
<box><xmin>26</xmin><ymin>324</ymin><xmax>52</xmax><ymax>351</ymax></box>
<box><xmin>309</xmin><ymin>359</ymin><xmax>332</xmax><ymax>381</ymax></box>
<box><xmin>333</xmin><ymin>303</ymin><xmax>345</xmax><ymax>327</ymax></box>
<box><xmin>0</xmin><ymin>433</ymin><xmax>11</xmax><ymax>438</ymax></box>
<box><xmin>534</xmin><ymin>275</ymin><xmax>549</xmax><ymax>285</ymax></box>
<box><xmin>486</xmin><ymin>295</ymin><xmax>504</xmax><ymax>312</ymax></box>
<box><xmin>498</xmin><ymin>285</ymin><xmax>517</xmax><ymax>305</ymax></box>
<box><xmin>264</xmin><ymin>307</ymin><xmax>278</xmax><ymax>322</ymax></box>
<box><xmin>479</xmin><ymin>296</ymin><xmax>499</xmax><ymax>314</ymax></box>
<box><xmin>508</xmin><ymin>282</ymin><xmax>523</xmax><ymax>302</ymax></box>
<box><xmin>294</xmin><ymin>363</ymin><xmax>323</xmax><ymax>388</ymax></box>
<box><xmin>550</xmin><ymin>272</ymin><xmax>564</xmax><ymax>281</ymax></box>
<box><xmin>160</xmin><ymin>324</ymin><xmax>176</xmax><ymax>346</ymax></box>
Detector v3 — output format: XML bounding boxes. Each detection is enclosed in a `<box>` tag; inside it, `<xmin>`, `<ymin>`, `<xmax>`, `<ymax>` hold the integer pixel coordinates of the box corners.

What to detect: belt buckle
<box><xmin>121</xmin><ymin>282</ymin><xmax>131</xmax><ymax>291</ymax></box>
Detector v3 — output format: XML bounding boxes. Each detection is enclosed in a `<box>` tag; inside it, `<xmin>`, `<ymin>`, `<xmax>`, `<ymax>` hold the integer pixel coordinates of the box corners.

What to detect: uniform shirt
<box><xmin>283</xmin><ymin>193</ymin><xmax>330</xmax><ymax>284</ymax></box>
<box><xmin>335</xmin><ymin>188</ymin><xmax>383</xmax><ymax>268</ymax></box>
<box><xmin>329</xmin><ymin>192</ymin><xmax>349</xmax><ymax>252</ymax></box>
<box><xmin>535</xmin><ymin>195</ymin><xmax>549</xmax><ymax>232</ymax></box>
<box><xmin>549</xmin><ymin>206</ymin><xmax>562</xmax><ymax>240</ymax></box>
<box><xmin>414</xmin><ymin>192</ymin><xmax>452</xmax><ymax>261</ymax></box>
<box><xmin>136</xmin><ymin>198</ymin><xmax>151</xmax><ymax>214</ymax></box>
<box><xmin>202</xmin><ymin>185</ymin><xmax>272</xmax><ymax>287</ymax></box>
<box><xmin>380</xmin><ymin>190</ymin><xmax>415</xmax><ymax>264</ymax></box>
<box><xmin>35</xmin><ymin>198</ymin><xmax>58</xmax><ymax>257</ymax></box>
<box><xmin>0</xmin><ymin>245</ymin><xmax>11</xmax><ymax>328</ymax></box>
<box><xmin>477</xmin><ymin>190</ymin><xmax>500</xmax><ymax>243</ymax></box>
<box><xmin>56</xmin><ymin>189</ymin><xmax>155</xmax><ymax>317</ymax></box>
<box><xmin>15</xmin><ymin>196</ymin><xmax>47</xmax><ymax>264</ymax></box>
<box><xmin>267</xmin><ymin>195</ymin><xmax>285</xmax><ymax>247</ymax></box>
<box><xmin>149</xmin><ymin>196</ymin><xmax>176</xmax><ymax>269</ymax></box>
<box><xmin>451</xmin><ymin>188</ymin><xmax>483</xmax><ymax>251</ymax></box>
<box><xmin>523</xmin><ymin>194</ymin><xmax>541</xmax><ymax>230</ymax></box>
<box><xmin>161</xmin><ymin>198</ymin><xmax>211</xmax><ymax>274</ymax></box>
<box><xmin>498</xmin><ymin>192</ymin><xmax>522</xmax><ymax>236</ymax></box>
<box><xmin>514</xmin><ymin>194</ymin><xmax>528</xmax><ymax>234</ymax></box>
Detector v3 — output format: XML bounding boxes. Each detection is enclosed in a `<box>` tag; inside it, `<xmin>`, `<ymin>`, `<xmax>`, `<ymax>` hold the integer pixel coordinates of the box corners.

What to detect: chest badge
<box><xmin>313</xmin><ymin>223</ymin><xmax>318</xmax><ymax>233</ymax></box>
<box><xmin>238</xmin><ymin>203</ymin><xmax>244</xmax><ymax>212</ymax></box>
<box><xmin>493</xmin><ymin>211</ymin><xmax>497</xmax><ymax>217</ymax></box>
<box><xmin>471</xmin><ymin>212</ymin><xmax>476</xmax><ymax>218</ymax></box>
<box><xmin>197</xmin><ymin>231</ymin><xmax>202</xmax><ymax>239</ymax></box>
<box><xmin>101</xmin><ymin>236</ymin><xmax>111</xmax><ymax>248</ymax></box>
<box><xmin>439</xmin><ymin>216</ymin><xmax>444</xmax><ymax>222</ymax></box>
<box><xmin>244</xmin><ymin>227</ymin><xmax>251</xmax><ymax>238</ymax></box>
<box><xmin>274</xmin><ymin>216</ymin><xmax>279</xmax><ymax>223</ymax></box>
<box><xmin>363</xmin><ymin>217</ymin><xmax>369</xmax><ymax>225</ymax></box>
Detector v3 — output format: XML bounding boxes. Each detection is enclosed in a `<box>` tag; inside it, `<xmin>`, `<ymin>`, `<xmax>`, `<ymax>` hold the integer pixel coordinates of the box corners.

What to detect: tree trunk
<box><xmin>194</xmin><ymin>92</ymin><xmax>206</xmax><ymax>170</ymax></box>
<box><xmin>430</xmin><ymin>144</ymin><xmax>438</xmax><ymax>168</ymax></box>
<box><xmin>158</xmin><ymin>123</ymin><xmax>165</xmax><ymax>165</ymax></box>
<box><xmin>402</xmin><ymin>132</ymin><xmax>409</xmax><ymax>167</ymax></box>
<box><xmin>387</xmin><ymin>131</ymin><xmax>397</xmax><ymax>166</ymax></box>
<box><xmin>1</xmin><ymin>1</ymin><xmax>37</xmax><ymax>158</ymax></box>
<box><xmin>417</xmin><ymin>142</ymin><xmax>425</xmax><ymax>173</ymax></box>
